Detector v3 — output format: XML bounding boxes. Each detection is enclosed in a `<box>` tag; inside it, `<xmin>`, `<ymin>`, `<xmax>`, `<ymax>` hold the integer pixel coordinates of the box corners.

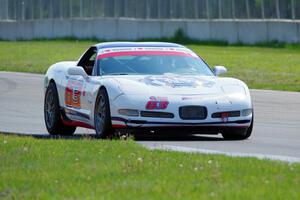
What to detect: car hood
<box><xmin>109</xmin><ymin>74</ymin><xmax>247</xmax><ymax>96</ymax></box>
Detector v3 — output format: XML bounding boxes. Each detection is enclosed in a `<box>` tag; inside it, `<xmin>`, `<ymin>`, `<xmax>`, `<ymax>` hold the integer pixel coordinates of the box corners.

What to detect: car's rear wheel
<box><xmin>221</xmin><ymin>115</ymin><xmax>253</xmax><ymax>140</ymax></box>
<box><xmin>44</xmin><ymin>82</ymin><xmax>76</xmax><ymax>135</ymax></box>
<box><xmin>94</xmin><ymin>88</ymin><xmax>113</xmax><ymax>139</ymax></box>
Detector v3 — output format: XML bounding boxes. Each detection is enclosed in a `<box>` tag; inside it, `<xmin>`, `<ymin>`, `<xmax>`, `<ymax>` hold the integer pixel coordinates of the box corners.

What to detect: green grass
<box><xmin>189</xmin><ymin>44</ymin><xmax>300</xmax><ymax>91</ymax></box>
<box><xmin>0</xmin><ymin>134</ymin><xmax>299</xmax><ymax>199</ymax></box>
<box><xmin>0</xmin><ymin>40</ymin><xmax>300</xmax><ymax>91</ymax></box>
<box><xmin>0</xmin><ymin>40</ymin><xmax>92</xmax><ymax>74</ymax></box>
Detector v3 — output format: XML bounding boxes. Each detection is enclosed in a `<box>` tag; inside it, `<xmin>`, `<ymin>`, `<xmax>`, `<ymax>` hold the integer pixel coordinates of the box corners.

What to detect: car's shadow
<box><xmin>134</xmin><ymin>134</ymin><xmax>223</xmax><ymax>141</ymax></box>
<box><xmin>3</xmin><ymin>133</ymin><xmax>224</xmax><ymax>142</ymax></box>
<box><xmin>34</xmin><ymin>133</ymin><xmax>223</xmax><ymax>141</ymax></box>
<box><xmin>3</xmin><ymin>132</ymin><xmax>224</xmax><ymax>141</ymax></box>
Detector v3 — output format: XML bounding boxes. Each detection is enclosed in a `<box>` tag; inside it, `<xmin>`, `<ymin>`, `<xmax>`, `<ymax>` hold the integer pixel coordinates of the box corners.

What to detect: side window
<box><xmin>77</xmin><ymin>47</ymin><xmax>97</xmax><ymax>76</ymax></box>
<box><xmin>89</xmin><ymin>53</ymin><xmax>96</xmax><ymax>62</ymax></box>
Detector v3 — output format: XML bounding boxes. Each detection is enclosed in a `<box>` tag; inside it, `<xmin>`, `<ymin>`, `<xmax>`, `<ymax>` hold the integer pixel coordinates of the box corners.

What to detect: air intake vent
<box><xmin>179</xmin><ymin>106</ymin><xmax>207</xmax><ymax>120</ymax></box>
<box><xmin>140</xmin><ymin>111</ymin><xmax>174</xmax><ymax>118</ymax></box>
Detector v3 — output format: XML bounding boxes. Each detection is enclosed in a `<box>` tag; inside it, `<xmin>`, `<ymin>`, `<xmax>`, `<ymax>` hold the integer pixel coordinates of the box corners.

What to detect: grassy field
<box><xmin>0</xmin><ymin>40</ymin><xmax>299</xmax><ymax>91</ymax></box>
<box><xmin>0</xmin><ymin>134</ymin><xmax>299</xmax><ymax>199</ymax></box>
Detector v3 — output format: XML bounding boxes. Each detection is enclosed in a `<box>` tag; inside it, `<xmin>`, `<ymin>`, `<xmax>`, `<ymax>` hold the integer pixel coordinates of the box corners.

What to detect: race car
<box><xmin>44</xmin><ymin>42</ymin><xmax>253</xmax><ymax>139</ymax></box>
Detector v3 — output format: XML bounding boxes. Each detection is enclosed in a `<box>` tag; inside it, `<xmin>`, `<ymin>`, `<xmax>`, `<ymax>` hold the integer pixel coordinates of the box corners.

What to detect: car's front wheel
<box><xmin>44</xmin><ymin>82</ymin><xmax>76</xmax><ymax>135</ymax></box>
<box><xmin>221</xmin><ymin>115</ymin><xmax>253</xmax><ymax>140</ymax></box>
<box><xmin>94</xmin><ymin>88</ymin><xmax>113</xmax><ymax>139</ymax></box>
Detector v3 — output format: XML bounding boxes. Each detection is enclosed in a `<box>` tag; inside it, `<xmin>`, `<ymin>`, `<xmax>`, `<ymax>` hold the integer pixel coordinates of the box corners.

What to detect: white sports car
<box><xmin>44</xmin><ymin>42</ymin><xmax>253</xmax><ymax>139</ymax></box>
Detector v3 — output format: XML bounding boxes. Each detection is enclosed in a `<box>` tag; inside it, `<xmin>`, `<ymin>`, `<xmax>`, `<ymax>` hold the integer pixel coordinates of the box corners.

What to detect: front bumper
<box><xmin>110</xmin><ymin>94</ymin><xmax>252</xmax><ymax>129</ymax></box>
<box><xmin>111</xmin><ymin>115</ymin><xmax>252</xmax><ymax>129</ymax></box>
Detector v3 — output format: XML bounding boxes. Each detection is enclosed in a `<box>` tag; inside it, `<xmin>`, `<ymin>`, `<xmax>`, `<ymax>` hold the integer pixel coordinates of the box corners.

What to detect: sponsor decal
<box><xmin>181</xmin><ymin>96</ymin><xmax>213</xmax><ymax>101</ymax></box>
<box><xmin>65</xmin><ymin>80</ymin><xmax>83</xmax><ymax>108</ymax></box>
<box><xmin>181</xmin><ymin>96</ymin><xmax>203</xmax><ymax>100</ymax></box>
<box><xmin>99</xmin><ymin>47</ymin><xmax>194</xmax><ymax>53</ymax></box>
<box><xmin>146</xmin><ymin>96</ymin><xmax>169</xmax><ymax>110</ymax></box>
<box><xmin>140</xmin><ymin>75</ymin><xmax>215</xmax><ymax>88</ymax></box>
<box><xmin>141</xmin><ymin>76</ymin><xmax>199</xmax><ymax>88</ymax></box>
<box><xmin>97</xmin><ymin>46</ymin><xmax>198</xmax><ymax>58</ymax></box>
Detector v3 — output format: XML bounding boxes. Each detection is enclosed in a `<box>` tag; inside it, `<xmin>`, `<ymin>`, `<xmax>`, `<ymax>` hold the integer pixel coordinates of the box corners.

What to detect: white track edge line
<box><xmin>146</xmin><ymin>144</ymin><xmax>300</xmax><ymax>163</ymax></box>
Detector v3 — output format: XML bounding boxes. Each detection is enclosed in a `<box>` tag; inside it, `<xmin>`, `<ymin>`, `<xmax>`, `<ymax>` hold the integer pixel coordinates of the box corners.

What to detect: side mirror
<box><xmin>68</xmin><ymin>67</ymin><xmax>88</xmax><ymax>79</ymax></box>
<box><xmin>213</xmin><ymin>66</ymin><xmax>227</xmax><ymax>76</ymax></box>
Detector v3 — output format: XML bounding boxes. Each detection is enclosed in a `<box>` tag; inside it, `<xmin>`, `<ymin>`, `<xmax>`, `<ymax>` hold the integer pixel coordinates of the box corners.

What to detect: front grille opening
<box><xmin>179</xmin><ymin>106</ymin><xmax>207</xmax><ymax>120</ymax></box>
<box><xmin>211</xmin><ymin>111</ymin><xmax>241</xmax><ymax>118</ymax></box>
<box><xmin>140</xmin><ymin>111</ymin><xmax>174</xmax><ymax>118</ymax></box>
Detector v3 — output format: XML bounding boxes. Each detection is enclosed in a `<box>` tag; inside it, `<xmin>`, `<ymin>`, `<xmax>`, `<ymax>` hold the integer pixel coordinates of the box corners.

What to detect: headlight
<box><xmin>242</xmin><ymin>109</ymin><xmax>252</xmax><ymax>116</ymax></box>
<box><xmin>118</xmin><ymin>109</ymin><xmax>139</xmax><ymax>116</ymax></box>
<box><xmin>222</xmin><ymin>85</ymin><xmax>246</xmax><ymax>95</ymax></box>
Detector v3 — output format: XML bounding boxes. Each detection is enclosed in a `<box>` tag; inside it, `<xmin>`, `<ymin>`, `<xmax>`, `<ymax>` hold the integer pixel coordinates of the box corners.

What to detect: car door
<box><xmin>63</xmin><ymin>47</ymin><xmax>97</xmax><ymax>125</ymax></box>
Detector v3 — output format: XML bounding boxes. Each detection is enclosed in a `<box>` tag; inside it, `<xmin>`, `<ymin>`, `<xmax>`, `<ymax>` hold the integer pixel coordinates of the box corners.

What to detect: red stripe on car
<box><xmin>112</xmin><ymin>124</ymin><xmax>127</xmax><ymax>128</ymax></box>
<box><xmin>97</xmin><ymin>51</ymin><xmax>195</xmax><ymax>59</ymax></box>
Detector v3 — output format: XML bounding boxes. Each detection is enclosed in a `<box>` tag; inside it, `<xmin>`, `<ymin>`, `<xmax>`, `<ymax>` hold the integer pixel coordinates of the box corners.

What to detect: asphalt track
<box><xmin>1</xmin><ymin>72</ymin><xmax>300</xmax><ymax>163</ymax></box>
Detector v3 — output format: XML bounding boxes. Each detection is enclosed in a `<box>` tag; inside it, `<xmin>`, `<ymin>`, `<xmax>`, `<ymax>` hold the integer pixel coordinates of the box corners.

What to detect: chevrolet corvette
<box><xmin>44</xmin><ymin>42</ymin><xmax>253</xmax><ymax>139</ymax></box>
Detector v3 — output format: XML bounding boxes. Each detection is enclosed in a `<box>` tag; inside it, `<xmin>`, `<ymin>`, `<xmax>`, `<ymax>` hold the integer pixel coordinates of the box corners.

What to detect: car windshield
<box><xmin>97</xmin><ymin>50</ymin><xmax>213</xmax><ymax>76</ymax></box>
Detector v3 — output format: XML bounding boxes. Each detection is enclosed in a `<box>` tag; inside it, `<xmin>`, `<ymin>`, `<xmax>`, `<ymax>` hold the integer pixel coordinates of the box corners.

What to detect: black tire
<box><xmin>222</xmin><ymin>115</ymin><xmax>254</xmax><ymax>140</ymax></box>
<box><xmin>44</xmin><ymin>82</ymin><xmax>76</xmax><ymax>135</ymax></box>
<box><xmin>94</xmin><ymin>88</ymin><xmax>113</xmax><ymax>139</ymax></box>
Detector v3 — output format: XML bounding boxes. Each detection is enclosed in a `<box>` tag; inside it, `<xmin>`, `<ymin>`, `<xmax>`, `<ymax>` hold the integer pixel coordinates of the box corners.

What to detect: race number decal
<box><xmin>65</xmin><ymin>80</ymin><xmax>83</xmax><ymax>108</ymax></box>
